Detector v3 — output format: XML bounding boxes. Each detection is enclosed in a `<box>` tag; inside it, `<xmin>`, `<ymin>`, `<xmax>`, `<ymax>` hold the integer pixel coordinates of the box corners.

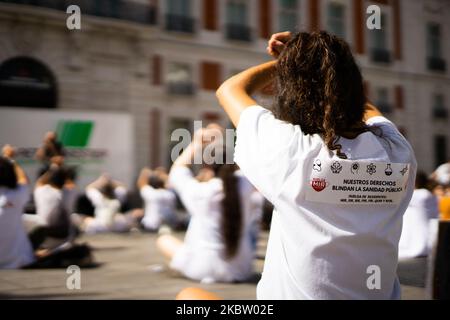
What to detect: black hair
<box><xmin>0</xmin><ymin>157</ymin><xmax>18</xmax><ymax>189</ymax></box>
<box><xmin>148</xmin><ymin>174</ymin><xmax>165</xmax><ymax>189</ymax></box>
<box><xmin>47</xmin><ymin>167</ymin><xmax>67</xmax><ymax>189</ymax></box>
<box><xmin>99</xmin><ymin>183</ymin><xmax>116</xmax><ymax>200</ymax></box>
<box><xmin>415</xmin><ymin>171</ymin><xmax>429</xmax><ymax>190</ymax></box>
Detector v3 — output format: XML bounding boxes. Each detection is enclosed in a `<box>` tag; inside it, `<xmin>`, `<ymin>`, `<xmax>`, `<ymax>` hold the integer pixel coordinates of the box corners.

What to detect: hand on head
<box><xmin>50</xmin><ymin>155</ymin><xmax>65</xmax><ymax>167</ymax></box>
<box><xmin>2</xmin><ymin>144</ymin><xmax>16</xmax><ymax>159</ymax></box>
<box><xmin>267</xmin><ymin>31</ymin><xmax>292</xmax><ymax>58</ymax></box>
<box><xmin>44</xmin><ymin>131</ymin><xmax>57</xmax><ymax>143</ymax></box>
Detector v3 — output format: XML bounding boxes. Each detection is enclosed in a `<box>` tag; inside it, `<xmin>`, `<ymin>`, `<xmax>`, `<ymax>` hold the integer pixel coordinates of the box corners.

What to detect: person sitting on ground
<box><xmin>73</xmin><ymin>175</ymin><xmax>132</xmax><ymax>234</ymax></box>
<box><xmin>398</xmin><ymin>171</ymin><xmax>439</xmax><ymax>259</ymax></box>
<box><xmin>137</xmin><ymin>167</ymin><xmax>177</xmax><ymax>232</ymax></box>
<box><xmin>26</xmin><ymin>165</ymin><xmax>73</xmax><ymax>249</ymax></box>
<box><xmin>0</xmin><ymin>145</ymin><xmax>35</xmax><ymax>269</ymax></box>
<box><xmin>157</xmin><ymin>127</ymin><xmax>257</xmax><ymax>283</ymax></box>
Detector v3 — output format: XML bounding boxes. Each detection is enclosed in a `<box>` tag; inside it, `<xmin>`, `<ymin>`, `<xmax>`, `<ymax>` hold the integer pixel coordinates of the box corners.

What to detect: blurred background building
<box><xmin>0</xmin><ymin>0</ymin><xmax>449</xmax><ymax>185</ymax></box>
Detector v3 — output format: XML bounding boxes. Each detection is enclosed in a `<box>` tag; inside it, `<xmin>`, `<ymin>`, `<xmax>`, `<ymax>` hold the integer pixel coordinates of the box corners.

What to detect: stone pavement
<box><xmin>0</xmin><ymin>232</ymin><xmax>427</xmax><ymax>300</ymax></box>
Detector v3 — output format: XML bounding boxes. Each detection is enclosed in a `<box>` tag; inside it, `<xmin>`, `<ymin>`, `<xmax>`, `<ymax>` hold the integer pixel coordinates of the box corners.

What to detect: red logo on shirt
<box><xmin>311</xmin><ymin>178</ymin><xmax>327</xmax><ymax>192</ymax></box>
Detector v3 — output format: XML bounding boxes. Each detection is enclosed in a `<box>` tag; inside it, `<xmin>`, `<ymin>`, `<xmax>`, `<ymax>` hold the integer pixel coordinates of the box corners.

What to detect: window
<box><xmin>370</xmin><ymin>13</ymin><xmax>391</xmax><ymax>63</ymax></box>
<box><xmin>166</xmin><ymin>0</ymin><xmax>194</xmax><ymax>33</ymax></box>
<box><xmin>427</xmin><ymin>23</ymin><xmax>446</xmax><ymax>72</ymax></box>
<box><xmin>0</xmin><ymin>57</ymin><xmax>57</xmax><ymax>109</ymax></box>
<box><xmin>94</xmin><ymin>0</ymin><xmax>120</xmax><ymax>19</ymax></box>
<box><xmin>166</xmin><ymin>63</ymin><xmax>195</xmax><ymax>95</ymax></box>
<box><xmin>279</xmin><ymin>0</ymin><xmax>298</xmax><ymax>32</ymax></box>
<box><xmin>432</xmin><ymin>94</ymin><xmax>448</xmax><ymax>119</ymax></box>
<box><xmin>434</xmin><ymin>135</ymin><xmax>448</xmax><ymax>168</ymax></box>
<box><xmin>226</xmin><ymin>1</ymin><xmax>251</xmax><ymax>41</ymax></box>
<box><xmin>376</xmin><ymin>88</ymin><xmax>392</xmax><ymax>113</ymax></box>
<box><xmin>327</xmin><ymin>2</ymin><xmax>345</xmax><ymax>39</ymax></box>
<box><xmin>427</xmin><ymin>23</ymin><xmax>442</xmax><ymax>59</ymax></box>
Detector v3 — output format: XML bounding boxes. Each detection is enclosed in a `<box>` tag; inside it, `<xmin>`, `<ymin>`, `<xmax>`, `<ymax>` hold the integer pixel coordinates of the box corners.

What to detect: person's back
<box><xmin>0</xmin><ymin>185</ymin><xmax>35</xmax><ymax>269</ymax></box>
<box><xmin>86</xmin><ymin>187</ymin><xmax>121</xmax><ymax>228</ymax></box>
<box><xmin>34</xmin><ymin>184</ymin><xmax>64</xmax><ymax>225</ymax></box>
<box><xmin>235</xmin><ymin>108</ymin><xmax>416</xmax><ymax>299</ymax></box>
<box><xmin>141</xmin><ymin>187</ymin><xmax>176</xmax><ymax>230</ymax></box>
<box><xmin>217</xmin><ymin>31</ymin><xmax>417</xmax><ymax>299</ymax></box>
<box><xmin>0</xmin><ymin>153</ymin><xmax>35</xmax><ymax>268</ymax></box>
<box><xmin>168</xmin><ymin>166</ymin><xmax>256</xmax><ymax>283</ymax></box>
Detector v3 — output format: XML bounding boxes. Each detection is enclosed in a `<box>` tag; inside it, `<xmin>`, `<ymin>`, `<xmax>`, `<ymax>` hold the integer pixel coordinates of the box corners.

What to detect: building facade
<box><xmin>0</xmin><ymin>0</ymin><xmax>449</xmax><ymax>173</ymax></box>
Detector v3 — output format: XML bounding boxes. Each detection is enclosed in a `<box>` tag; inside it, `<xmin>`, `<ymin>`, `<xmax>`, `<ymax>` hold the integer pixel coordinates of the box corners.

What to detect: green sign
<box><xmin>56</xmin><ymin>120</ymin><xmax>94</xmax><ymax>148</ymax></box>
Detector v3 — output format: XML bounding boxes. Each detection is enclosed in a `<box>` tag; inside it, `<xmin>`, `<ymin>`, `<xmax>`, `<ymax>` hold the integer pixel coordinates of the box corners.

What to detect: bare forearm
<box><xmin>172</xmin><ymin>144</ymin><xmax>197</xmax><ymax>169</ymax></box>
<box><xmin>14</xmin><ymin>162</ymin><xmax>28</xmax><ymax>185</ymax></box>
<box><xmin>137</xmin><ymin>169</ymin><xmax>150</xmax><ymax>189</ymax></box>
<box><xmin>216</xmin><ymin>61</ymin><xmax>277</xmax><ymax>127</ymax></box>
<box><xmin>36</xmin><ymin>170</ymin><xmax>50</xmax><ymax>187</ymax></box>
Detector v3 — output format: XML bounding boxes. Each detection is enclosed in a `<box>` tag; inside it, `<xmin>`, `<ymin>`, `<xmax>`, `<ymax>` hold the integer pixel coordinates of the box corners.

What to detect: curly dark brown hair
<box><xmin>275</xmin><ymin>31</ymin><xmax>369</xmax><ymax>159</ymax></box>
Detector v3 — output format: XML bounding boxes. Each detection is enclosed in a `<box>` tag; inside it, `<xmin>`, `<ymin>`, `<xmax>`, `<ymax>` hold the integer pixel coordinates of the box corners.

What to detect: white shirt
<box><xmin>0</xmin><ymin>185</ymin><xmax>35</xmax><ymax>268</ymax></box>
<box><xmin>399</xmin><ymin>189</ymin><xmax>439</xmax><ymax>259</ymax></box>
<box><xmin>34</xmin><ymin>185</ymin><xmax>65</xmax><ymax>227</ymax></box>
<box><xmin>140</xmin><ymin>185</ymin><xmax>176</xmax><ymax>230</ymax></box>
<box><xmin>234</xmin><ymin>106</ymin><xmax>417</xmax><ymax>300</ymax></box>
<box><xmin>86</xmin><ymin>188</ymin><xmax>121</xmax><ymax>228</ymax></box>
<box><xmin>168</xmin><ymin>166</ymin><xmax>256</xmax><ymax>283</ymax></box>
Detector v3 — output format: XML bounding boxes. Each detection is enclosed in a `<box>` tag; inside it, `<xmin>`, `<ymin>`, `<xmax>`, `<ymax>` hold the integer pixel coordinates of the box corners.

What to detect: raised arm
<box><xmin>2</xmin><ymin>144</ymin><xmax>28</xmax><ymax>185</ymax></box>
<box><xmin>86</xmin><ymin>174</ymin><xmax>109</xmax><ymax>191</ymax></box>
<box><xmin>137</xmin><ymin>168</ymin><xmax>152</xmax><ymax>190</ymax></box>
<box><xmin>215</xmin><ymin>32</ymin><xmax>293</xmax><ymax>127</ymax></box>
<box><xmin>216</xmin><ymin>61</ymin><xmax>277</xmax><ymax>127</ymax></box>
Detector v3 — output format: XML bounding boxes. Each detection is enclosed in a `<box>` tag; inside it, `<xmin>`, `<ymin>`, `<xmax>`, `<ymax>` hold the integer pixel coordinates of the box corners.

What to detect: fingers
<box><xmin>272</xmin><ymin>31</ymin><xmax>292</xmax><ymax>43</ymax></box>
<box><xmin>2</xmin><ymin>144</ymin><xmax>16</xmax><ymax>159</ymax></box>
<box><xmin>267</xmin><ymin>31</ymin><xmax>292</xmax><ymax>58</ymax></box>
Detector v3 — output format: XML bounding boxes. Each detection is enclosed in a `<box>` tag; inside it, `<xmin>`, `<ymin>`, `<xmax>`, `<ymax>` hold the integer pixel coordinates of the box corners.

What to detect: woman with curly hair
<box><xmin>216</xmin><ymin>31</ymin><xmax>417</xmax><ymax>299</ymax></box>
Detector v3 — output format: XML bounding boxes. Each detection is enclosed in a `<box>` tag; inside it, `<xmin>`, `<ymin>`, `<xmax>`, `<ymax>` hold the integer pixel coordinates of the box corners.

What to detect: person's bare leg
<box><xmin>156</xmin><ymin>234</ymin><xmax>183</xmax><ymax>260</ymax></box>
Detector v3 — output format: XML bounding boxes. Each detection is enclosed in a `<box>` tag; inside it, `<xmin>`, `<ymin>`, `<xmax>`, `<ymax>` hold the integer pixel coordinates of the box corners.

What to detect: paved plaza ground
<box><xmin>0</xmin><ymin>231</ymin><xmax>427</xmax><ymax>300</ymax></box>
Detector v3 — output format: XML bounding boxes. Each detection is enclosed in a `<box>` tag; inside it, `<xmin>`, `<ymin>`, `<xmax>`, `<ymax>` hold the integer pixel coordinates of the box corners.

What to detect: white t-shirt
<box><xmin>234</xmin><ymin>105</ymin><xmax>417</xmax><ymax>300</ymax></box>
<box><xmin>398</xmin><ymin>189</ymin><xmax>439</xmax><ymax>259</ymax></box>
<box><xmin>85</xmin><ymin>188</ymin><xmax>121</xmax><ymax>228</ymax></box>
<box><xmin>169</xmin><ymin>166</ymin><xmax>256</xmax><ymax>283</ymax></box>
<box><xmin>34</xmin><ymin>185</ymin><xmax>65</xmax><ymax>227</ymax></box>
<box><xmin>0</xmin><ymin>185</ymin><xmax>35</xmax><ymax>269</ymax></box>
<box><xmin>140</xmin><ymin>185</ymin><xmax>176</xmax><ymax>230</ymax></box>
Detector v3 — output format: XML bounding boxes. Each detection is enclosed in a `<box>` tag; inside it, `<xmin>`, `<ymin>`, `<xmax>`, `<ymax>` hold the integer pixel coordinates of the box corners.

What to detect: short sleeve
<box><xmin>169</xmin><ymin>166</ymin><xmax>217</xmax><ymax>215</ymax></box>
<box><xmin>234</xmin><ymin>105</ymin><xmax>309</xmax><ymax>203</ymax></box>
<box><xmin>140</xmin><ymin>185</ymin><xmax>154</xmax><ymax>202</ymax></box>
<box><xmin>366</xmin><ymin>116</ymin><xmax>401</xmax><ymax>136</ymax></box>
<box><xmin>85</xmin><ymin>188</ymin><xmax>104</xmax><ymax>207</ymax></box>
<box><xmin>365</xmin><ymin>115</ymin><xmax>416</xmax><ymax>166</ymax></box>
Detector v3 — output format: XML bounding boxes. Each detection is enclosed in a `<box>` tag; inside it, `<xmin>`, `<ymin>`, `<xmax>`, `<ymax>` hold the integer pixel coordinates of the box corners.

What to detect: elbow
<box><xmin>216</xmin><ymin>82</ymin><xmax>228</xmax><ymax>103</ymax></box>
<box><xmin>216</xmin><ymin>80</ymin><xmax>241</xmax><ymax>106</ymax></box>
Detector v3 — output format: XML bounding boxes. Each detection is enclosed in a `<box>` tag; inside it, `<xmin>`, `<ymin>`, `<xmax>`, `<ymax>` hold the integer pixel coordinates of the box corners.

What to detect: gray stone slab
<box><xmin>0</xmin><ymin>232</ymin><xmax>426</xmax><ymax>300</ymax></box>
